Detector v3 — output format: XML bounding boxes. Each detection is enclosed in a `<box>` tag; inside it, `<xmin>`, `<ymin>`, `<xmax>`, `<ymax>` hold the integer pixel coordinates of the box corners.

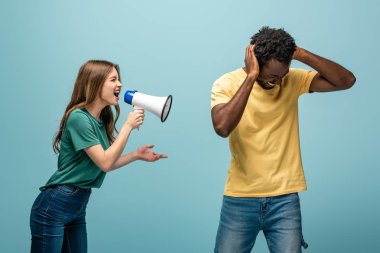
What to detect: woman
<box><xmin>30</xmin><ymin>60</ymin><xmax>167</xmax><ymax>252</ymax></box>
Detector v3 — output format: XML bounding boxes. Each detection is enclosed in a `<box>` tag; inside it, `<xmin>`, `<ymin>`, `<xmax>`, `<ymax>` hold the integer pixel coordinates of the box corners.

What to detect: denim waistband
<box><xmin>50</xmin><ymin>184</ymin><xmax>91</xmax><ymax>193</ymax></box>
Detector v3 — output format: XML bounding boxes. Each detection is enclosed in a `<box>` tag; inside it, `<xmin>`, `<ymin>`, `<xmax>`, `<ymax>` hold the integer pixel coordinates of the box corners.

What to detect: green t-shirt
<box><xmin>41</xmin><ymin>108</ymin><xmax>110</xmax><ymax>190</ymax></box>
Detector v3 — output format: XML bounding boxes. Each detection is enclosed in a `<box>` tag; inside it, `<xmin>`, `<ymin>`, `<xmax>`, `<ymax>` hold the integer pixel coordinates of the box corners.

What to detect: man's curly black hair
<box><xmin>250</xmin><ymin>27</ymin><xmax>296</xmax><ymax>68</ymax></box>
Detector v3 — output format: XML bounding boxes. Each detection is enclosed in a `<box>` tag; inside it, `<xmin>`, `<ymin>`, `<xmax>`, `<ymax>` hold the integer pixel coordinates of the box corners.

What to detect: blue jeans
<box><xmin>30</xmin><ymin>184</ymin><xmax>91</xmax><ymax>253</ymax></box>
<box><xmin>214</xmin><ymin>193</ymin><xmax>308</xmax><ymax>253</ymax></box>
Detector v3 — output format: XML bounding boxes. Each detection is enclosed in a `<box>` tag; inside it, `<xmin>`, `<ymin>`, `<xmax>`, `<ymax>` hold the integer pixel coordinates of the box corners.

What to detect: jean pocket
<box><xmin>32</xmin><ymin>189</ymin><xmax>50</xmax><ymax>210</ymax></box>
<box><xmin>57</xmin><ymin>184</ymin><xmax>79</xmax><ymax>196</ymax></box>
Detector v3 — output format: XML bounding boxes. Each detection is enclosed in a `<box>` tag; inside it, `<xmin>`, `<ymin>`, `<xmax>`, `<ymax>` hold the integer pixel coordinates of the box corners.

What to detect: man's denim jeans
<box><xmin>214</xmin><ymin>193</ymin><xmax>308</xmax><ymax>253</ymax></box>
<box><xmin>30</xmin><ymin>184</ymin><xmax>91</xmax><ymax>253</ymax></box>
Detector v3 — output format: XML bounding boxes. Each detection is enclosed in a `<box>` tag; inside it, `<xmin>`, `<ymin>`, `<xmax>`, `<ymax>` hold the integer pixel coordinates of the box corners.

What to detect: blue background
<box><xmin>1</xmin><ymin>0</ymin><xmax>379</xmax><ymax>252</ymax></box>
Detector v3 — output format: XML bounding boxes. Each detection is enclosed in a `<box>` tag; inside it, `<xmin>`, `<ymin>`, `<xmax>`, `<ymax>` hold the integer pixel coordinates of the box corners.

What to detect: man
<box><xmin>211</xmin><ymin>27</ymin><xmax>355</xmax><ymax>253</ymax></box>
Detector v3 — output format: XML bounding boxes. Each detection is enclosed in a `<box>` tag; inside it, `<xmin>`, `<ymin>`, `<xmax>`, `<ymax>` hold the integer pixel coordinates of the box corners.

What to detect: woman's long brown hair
<box><xmin>53</xmin><ymin>60</ymin><xmax>120</xmax><ymax>153</ymax></box>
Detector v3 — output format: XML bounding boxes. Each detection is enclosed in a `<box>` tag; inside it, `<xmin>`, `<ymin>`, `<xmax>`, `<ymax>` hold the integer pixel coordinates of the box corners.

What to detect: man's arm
<box><xmin>211</xmin><ymin>45</ymin><xmax>259</xmax><ymax>137</ymax></box>
<box><xmin>293</xmin><ymin>47</ymin><xmax>356</xmax><ymax>92</ymax></box>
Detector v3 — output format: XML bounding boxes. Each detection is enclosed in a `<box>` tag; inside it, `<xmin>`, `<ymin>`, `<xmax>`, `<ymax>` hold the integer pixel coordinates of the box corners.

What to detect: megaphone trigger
<box><xmin>133</xmin><ymin>105</ymin><xmax>143</xmax><ymax>111</ymax></box>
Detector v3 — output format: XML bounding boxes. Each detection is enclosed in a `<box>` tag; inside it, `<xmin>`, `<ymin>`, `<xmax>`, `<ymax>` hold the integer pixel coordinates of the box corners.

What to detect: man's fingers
<box><xmin>246</xmin><ymin>46</ymin><xmax>250</xmax><ymax>57</ymax></box>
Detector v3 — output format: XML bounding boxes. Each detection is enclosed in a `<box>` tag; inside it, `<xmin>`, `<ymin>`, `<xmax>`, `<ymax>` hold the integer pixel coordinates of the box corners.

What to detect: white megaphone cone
<box><xmin>124</xmin><ymin>90</ymin><xmax>172</xmax><ymax>122</ymax></box>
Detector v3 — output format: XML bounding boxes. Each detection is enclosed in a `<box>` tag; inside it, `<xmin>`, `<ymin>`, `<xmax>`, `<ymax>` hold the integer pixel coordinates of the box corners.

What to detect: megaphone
<box><xmin>124</xmin><ymin>90</ymin><xmax>172</xmax><ymax>122</ymax></box>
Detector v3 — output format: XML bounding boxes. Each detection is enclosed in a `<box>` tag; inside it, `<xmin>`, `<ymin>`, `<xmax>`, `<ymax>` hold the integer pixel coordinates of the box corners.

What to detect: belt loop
<box><xmin>301</xmin><ymin>236</ymin><xmax>309</xmax><ymax>249</ymax></box>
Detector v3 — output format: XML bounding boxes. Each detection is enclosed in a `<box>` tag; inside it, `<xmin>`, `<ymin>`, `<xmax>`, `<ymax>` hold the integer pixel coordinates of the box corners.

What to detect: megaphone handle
<box><xmin>133</xmin><ymin>106</ymin><xmax>143</xmax><ymax>131</ymax></box>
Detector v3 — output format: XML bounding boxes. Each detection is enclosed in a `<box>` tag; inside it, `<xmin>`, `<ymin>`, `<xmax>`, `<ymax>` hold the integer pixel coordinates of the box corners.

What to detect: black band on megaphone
<box><xmin>161</xmin><ymin>95</ymin><xmax>173</xmax><ymax>122</ymax></box>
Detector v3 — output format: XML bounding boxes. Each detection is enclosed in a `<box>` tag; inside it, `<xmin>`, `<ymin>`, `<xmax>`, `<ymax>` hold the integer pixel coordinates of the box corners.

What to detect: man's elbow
<box><xmin>211</xmin><ymin>109</ymin><xmax>232</xmax><ymax>137</ymax></box>
<box><xmin>347</xmin><ymin>73</ymin><xmax>356</xmax><ymax>88</ymax></box>
<box><xmin>341</xmin><ymin>72</ymin><xmax>356</xmax><ymax>90</ymax></box>
<box><xmin>214</xmin><ymin>125</ymin><xmax>230</xmax><ymax>138</ymax></box>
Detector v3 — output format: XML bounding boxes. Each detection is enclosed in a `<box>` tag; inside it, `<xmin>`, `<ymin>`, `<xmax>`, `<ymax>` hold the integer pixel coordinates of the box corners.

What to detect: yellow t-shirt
<box><xmin>211</xmin><ymin>68</ymin><xmax>317</xmax><ymax>197</ymax></box>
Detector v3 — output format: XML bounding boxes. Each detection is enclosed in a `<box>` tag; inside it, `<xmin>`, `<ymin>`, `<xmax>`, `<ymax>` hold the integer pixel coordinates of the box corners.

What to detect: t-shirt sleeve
<box><xmin>211</xmin><ymin>76</ymin><xmax>234</xmax><ymax>109</ymax></box>
<box><xmin>289</xmin><ymin>68</ymin><xmax>318</xmax><ymax>96</ymax></box>
<box><xmin>66</xmin><ymin>111</ymin><xmax>100</xmax><ymax>152</ymax></box>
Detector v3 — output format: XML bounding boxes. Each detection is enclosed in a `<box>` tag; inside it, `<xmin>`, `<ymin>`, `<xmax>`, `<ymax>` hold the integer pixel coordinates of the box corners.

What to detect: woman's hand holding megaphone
<box><xmin>125</xmin><ymin>109</ymin><xmax>145</xmax><ymax>130</ymax></box>
<box><xmin>135</xmin><ymin>144</ymin><xmax>168</xmax><ymax>162</ymax></box>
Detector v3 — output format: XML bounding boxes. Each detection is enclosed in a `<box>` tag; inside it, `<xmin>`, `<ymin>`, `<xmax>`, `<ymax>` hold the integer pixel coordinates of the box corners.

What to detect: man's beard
<box><xmin>257</xmin><ymin>79</ymin><xmax>276</xmax><ymax>90</ymax></box>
